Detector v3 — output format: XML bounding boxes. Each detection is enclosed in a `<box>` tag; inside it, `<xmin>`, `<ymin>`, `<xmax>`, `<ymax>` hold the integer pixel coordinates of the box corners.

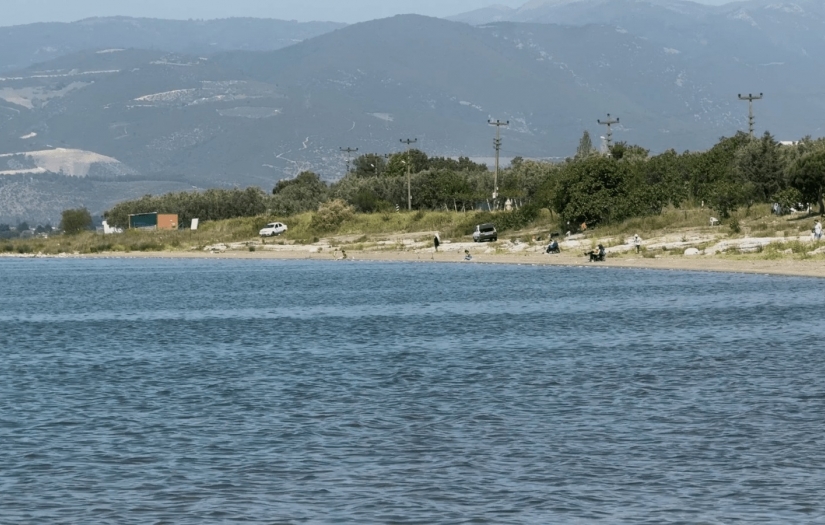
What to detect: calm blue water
<box><xmin>1</xmin><ymin>258</ymin><xmax>825</xmax><ymax>524</ymax></box>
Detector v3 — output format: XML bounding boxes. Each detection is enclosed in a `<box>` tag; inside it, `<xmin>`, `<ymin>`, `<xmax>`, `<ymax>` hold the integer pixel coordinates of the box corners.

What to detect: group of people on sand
<box><xmin>546</xmin><ymin>232</ymin><xmax>642</xmax><ymax>261</ymax></box>
<box><xmin>429</xmin><ymin>230</ymin><xmax>646</xmax><ymax>262</ymax></box>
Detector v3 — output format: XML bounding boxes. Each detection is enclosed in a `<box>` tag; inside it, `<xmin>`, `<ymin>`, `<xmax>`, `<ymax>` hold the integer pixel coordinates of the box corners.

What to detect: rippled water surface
<box><xmin>2</xmin><ymin>258</ymin><xmax>825</xmax><ymax>523</ymax></box>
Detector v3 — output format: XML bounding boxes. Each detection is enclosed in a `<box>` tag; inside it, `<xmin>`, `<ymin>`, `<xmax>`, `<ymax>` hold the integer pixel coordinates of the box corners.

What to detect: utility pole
<box><xmin>488</xmin><ymin>119</ymin><xmax>509</xmax><ymax>203</ymax></box>
<box><xmin>597</xmin><ymin>113</ymin><xmax>619</xmax><ymax>148</ymax></box>
<box><xmin>400</xmin><ymin>138</ymin><xmax>417</xmax><ymax>210</ymax></box>
<box><xmin>738</xmin><ymin>93</ymin><xmax>763</xmax><ymax>137</ymax></box>
<box><xmin>339</xmin><ymin>147</ymin><xmax>358</xmax><ymax>174</ymax></box>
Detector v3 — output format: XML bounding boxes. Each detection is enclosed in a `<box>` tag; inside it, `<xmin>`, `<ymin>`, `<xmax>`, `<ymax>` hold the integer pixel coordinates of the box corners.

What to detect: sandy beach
<box><xmin>54</xmin><ymin>248</ymin><xmax>824</xmax><ymax>279</ymax></box>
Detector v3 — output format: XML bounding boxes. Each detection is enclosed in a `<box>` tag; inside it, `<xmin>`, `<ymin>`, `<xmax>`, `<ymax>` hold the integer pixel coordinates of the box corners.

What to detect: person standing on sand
<box><xmin>633</xmin><ymin>234</ymin><xmax>642</xmax><ymax>254</ymax></box>
<box><xmin>815</xmin><ymin>220</ymin><xmax>822</xmax><ymax>241</ymax></box>
<box><xmin>433</xmin><ymin>232</ymin><xmax>441</xmax><ymax>252</ymax></box>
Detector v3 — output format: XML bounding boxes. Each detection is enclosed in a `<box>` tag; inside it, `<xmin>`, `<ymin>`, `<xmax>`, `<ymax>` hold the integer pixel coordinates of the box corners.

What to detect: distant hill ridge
<box><xmin>449</xmin><ymin>0</ymin><xmax>825</xmax><ymax>65</ymax></box>
<box><xmin>1</xmin><ymin>6</ymin><xmax>825</xmax><ymax>222</ymax></box>
<box><xmin>0</xmin><ymin>16</ymin><xmax>346</xmax><ymax>73</ymax></box>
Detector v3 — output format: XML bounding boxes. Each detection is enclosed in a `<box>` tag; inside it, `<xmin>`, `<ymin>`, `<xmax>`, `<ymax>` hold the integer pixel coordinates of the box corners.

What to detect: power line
<box><xmin>400</xmin><ymin>138</ymin><xmax>417</xmax><ymax>211</ymax></box>
<box><xmin>738</xmin><ymin>93</ymin><xmax>763</xmax><ymax>137</ymax></box>
<box><xmin>339</xmin><ymin>147</ymin><xmax>359</xmax><ymax>174</ymax></box>
<box><xmin>597</xmin><ymin>113</ymin><xmax>620</xmax><ymax>148</ymax></box>
<box><xmin>488</xmin><ymin>119</ymin><xmax>509</xmax><ymax>201</ymax></box>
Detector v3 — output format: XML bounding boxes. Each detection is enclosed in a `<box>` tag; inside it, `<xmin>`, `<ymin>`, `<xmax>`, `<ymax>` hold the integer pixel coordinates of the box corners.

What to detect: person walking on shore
<box><xmin>815</xmin><ymin>220</ymin><xmax>822</xmax><ymax>241</ymax></box>
<box><xmin>633</xmin><ymin>234</ymin><xmax>642</xmax><ymax>254</ymax></box>
<box><xmin>433</xmin><ymin>232</ymin><xmax>441</xmax><ymax>252</ymax></box>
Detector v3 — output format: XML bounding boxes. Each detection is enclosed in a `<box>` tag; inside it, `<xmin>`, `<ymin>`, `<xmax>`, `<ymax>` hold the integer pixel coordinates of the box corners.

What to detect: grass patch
<box><xmin>0</xmin><ymin>203</ymin><xmax>808</xmax><ymax>257</ymax></box>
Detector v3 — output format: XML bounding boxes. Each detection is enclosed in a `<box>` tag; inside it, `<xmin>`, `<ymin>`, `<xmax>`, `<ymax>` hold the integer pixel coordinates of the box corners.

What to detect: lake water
<box><xmin>1</xmin><ymin>258</ymin><xmax>825</xmax><ymax>524</ymax></box>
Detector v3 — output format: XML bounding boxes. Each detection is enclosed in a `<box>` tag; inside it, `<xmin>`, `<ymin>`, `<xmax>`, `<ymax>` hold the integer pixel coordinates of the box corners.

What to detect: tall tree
<box><xmin>734</xmin><ymin>132</ymin><xmax>784</xmax><ymax>203</ymax></box>
<box><xmin>351</xmin><ymin>153</ymin><xmax>387</xmax><ymax>177</ymax></box>
<box><xmin>271</xmin><ymin>171</ymin><xmax>329</xmax><ymax>215</ymax></box>
<box><xmin>384</xmin><ymin>149</ymin><xmax>429</xmax><ymax>177</ymax></box>
<box><xmin>61</xmin><ymin>208</ymin><xmax>93</xmax><ymax>235</ymax></box>
<box><xmin>610</xmin><ymin>142</ymin><xmax>649</xmax><ymax>161</ymax></box>
<box><xmin>788</xmin><ymin>148</ymin><xmax>825</xmax><ymax>214</ymax></box>
<box><xmin>690</xmin><ymin>132</ymin><xmax>752</xmax><ymax>209</ymax></box>
<box><xmin>576</xmin><ymin>131</ymin><xmax>595</xmax><ymax>159</ymax></box>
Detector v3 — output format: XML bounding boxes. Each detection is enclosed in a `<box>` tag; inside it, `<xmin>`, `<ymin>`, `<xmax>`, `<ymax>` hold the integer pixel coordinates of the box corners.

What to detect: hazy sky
<box><xmin>4</xmin><ymin>0</ymin><xmax>736</xmax><ymax>26</ymax></box>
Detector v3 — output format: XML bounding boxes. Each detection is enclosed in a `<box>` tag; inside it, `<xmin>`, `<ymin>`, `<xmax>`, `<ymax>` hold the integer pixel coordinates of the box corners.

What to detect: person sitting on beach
<box><xmin>464</xmin><ymin>249</ymin><xmax>473</xmax><ymax>261</ymax></box>
<box><xmin>586</xmin><ymin>244</ymin><xmax>606</xmax><ymax>262</ymax></box>
<box><xmin>546</xmin><ymin>240</ymin><xmax>560</xmax><ymax>254</ymax></box>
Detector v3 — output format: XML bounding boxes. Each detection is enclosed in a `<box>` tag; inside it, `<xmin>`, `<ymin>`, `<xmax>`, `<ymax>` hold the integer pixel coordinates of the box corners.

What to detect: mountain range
<box><xmin>0</xmin><ymin>17</ymin><xmax>345</xmax><ymax>73</ymax></box>
<box><xmin>1</xmin><ymin>1</ymin><xmax>824</xmax><ymax>223</ymax></box>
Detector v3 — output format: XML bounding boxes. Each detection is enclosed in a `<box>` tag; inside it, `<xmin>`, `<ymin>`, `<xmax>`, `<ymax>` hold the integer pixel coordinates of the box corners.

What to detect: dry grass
<box><xmin>3</xmin><ymin>204</ymin><xmax>821</xmax><ymax>257</ymax></box>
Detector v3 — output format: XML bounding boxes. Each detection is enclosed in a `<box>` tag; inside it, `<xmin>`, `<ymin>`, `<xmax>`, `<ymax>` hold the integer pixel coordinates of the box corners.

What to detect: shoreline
<box><xmin>7</xmin><ymin>249</ymin><xmax>824</xmax><ymax>279</ymax></box>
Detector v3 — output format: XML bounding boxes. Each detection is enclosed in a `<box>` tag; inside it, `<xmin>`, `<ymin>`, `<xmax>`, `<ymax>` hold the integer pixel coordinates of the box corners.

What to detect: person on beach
<box><xmin>633</xmin><ymin>234</ymin><xmax>642</xmax><ymax>254</ymax></box>
<box><xmin>815</xmin><ymin>220</ymin><xmax>822</xmax><ymax>241</ymax></box>
<box><xmin>586</xmin><ymin>244</ymin><xmax>606</xmax><ymax>262</ymax></box>
<box><xmin>546</xmin><ymin>239</ymin><xmax>560</xmax><ymax>254</ymax></box>
<box><xmin>433</xmin><ymin>233</ymin><xmax>441</xmax><ymax>252</ymax></box>
<box><xmin>464</xmin><ymin>249</ymin><xmax>473</xmax><ymax>261</ymax></box>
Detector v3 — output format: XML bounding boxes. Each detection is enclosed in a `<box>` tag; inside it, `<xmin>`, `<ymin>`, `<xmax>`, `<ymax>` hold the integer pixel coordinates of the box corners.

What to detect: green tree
<box><xmin>104</xmin><ymin>187</ymin><xmax>269</xmax><ymax>228</ymax></box>
<box><xmin>691</xmin><ymin>132</ymin><xmax>752</xmax><ymax>212</ymax></box>
<box><xmin>610</xmin><ymin>142</ymin><xmax>649</xmax><ymax>161</ymax></box>
<box><xmin>385</xmin><ymin>149</ymin><xmax>429</xmax><ymax>177</ymax></box>
<box><xmin>428</xmin><ymin>156</ymin><xmax>487</xmax><ymax>172</ymax></box>
<box><xmin>576</xmin><ymin>131</ymin><xmax>595</xmax><ymax>159</ymax></box>
<box><xmin>410</xmin><ymin>169</ymin><xmax>477</xmax><ymax>211</ymax></box>
<box><xmin>552</xmin><ymin>156</ymin><xmax>626</xmax><ymax>225</ymax></box>
<box><xmin>788</xmin><ymin>148</ymin><xmax>825</xmax><ymax>214</ymax></box>
<box><xmin>351</xmin><ymin>153</ymin><xmax>387</xmax><ymax>177</ymax></box>
<box><xmin>705</xmin><ymin>180</ymin><xmax>745</xmax><ymax>219</ymax></box>
<box><xmin>734</xmin><ymin>132</ymin><xmax>784</xmax><ymax>203</ymax></box>
<box><xmin>271</xmin><ymin>171</ymin><xmax>329</xmax><ymax>215</ymax></box>
<box><xmin>310</xmin><ymin>199</ymin><xmax>354</xmax><ymax>232</ymax></box>
<box><xmin>61</xmin><ymin>208</ymin><xmax>93</xmax><ymax>235</ymax></box>
<box><xmin>773</xmin><ymin>187</ymin><xmax>803</xmax><ymax>212</ymax></box>
<box><xmin>643</xmin><ymin>149</ymin><xmax>691</xmax><ymax>208</ymax></box>
<box><xmin>350</xmin><ymin>188</ymin><xmax>391</xmax><ymax>213</ymax></box>
<box><xmin>331</xmin><ymin>174</ymin><xmax>405</xmax><ymax>210</ymax></box>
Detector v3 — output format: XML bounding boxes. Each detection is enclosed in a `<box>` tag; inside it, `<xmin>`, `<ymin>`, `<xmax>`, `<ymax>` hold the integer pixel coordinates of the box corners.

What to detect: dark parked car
<box><xmin>473</xmin><ymin>223</ymin><xmax>497</xmax><ymax>242</ymax></box>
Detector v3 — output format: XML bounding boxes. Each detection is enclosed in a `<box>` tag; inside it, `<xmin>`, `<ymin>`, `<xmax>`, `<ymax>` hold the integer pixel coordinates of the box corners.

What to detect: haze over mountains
<box><xmin>1</xmin><ymin>0</ymin><xmax>824</xmax><ymax>223</ymax></box>
<box><xmin>0</xmin><ymin>17</ymin><xmax>345</xmax><ymax>73</ymax></box>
